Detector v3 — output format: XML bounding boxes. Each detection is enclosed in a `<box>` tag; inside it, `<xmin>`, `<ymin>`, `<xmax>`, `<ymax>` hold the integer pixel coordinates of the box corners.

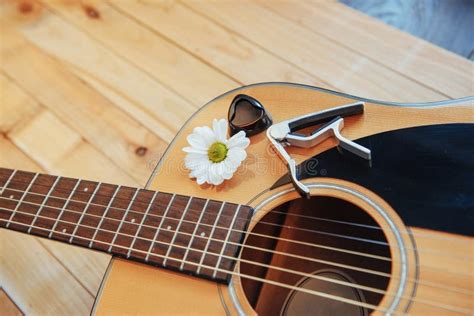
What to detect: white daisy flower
<box><xmin>183</xmin><ymin>119</ymin><xmax>250</xmax><ymax>186</ymax></box>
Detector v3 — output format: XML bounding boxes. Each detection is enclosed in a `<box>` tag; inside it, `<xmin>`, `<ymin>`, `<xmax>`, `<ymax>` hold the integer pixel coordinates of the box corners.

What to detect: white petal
<box><xmin>186</xmin><ymin>133</ymin><xmax>208</xmax><ymax>150</ymax></box>
<box><xmin>184</xmin><ymin>151</ymin><xmax>208</xmax><ymax>160</ymax></box>
<box><xmin>208</xmin><ymin>163</ymin><xmax>224</xmax><ymax>185</ymax></box>
<box><xmin>183</xmin><ymin>146</ymin><xmax>207</xmax><ymax>154</ymax></box>
<box><xmin>212</xmin><ymin>119</ymin><xmax>228</xmax><ymax>142</ymax></box>
<box><xmin>185</xmin><ymin>156</ymin><xmax>210</xmax><ymax>171</ymax></box>
<box><xmin>227</xmin><ymin>131</ymin><xmax>250</xmax><ymax>149</ymax></box>
<box><xmin>218</xmin><ymin>161</ymin><xmax>234</xmax><ymax>179</ymax></box>
<box><xmin>193</xmin><ymin>126</ymin><xmax>216</xmax><ymax>147</ymax></box>
<box><xmin>196</xmin><ymin>174</ymin><xmax>208</xmax><ymax>185</ymax></box>
<box><xmin>223</xmin><ymin>159</ymin><xmax>238</xmax><ymax>173</ymax></box>
<box><xmin>190</xmin><ymin>164</ymin><xmax>209</xmax><ymax>178</ymax></box>
<box><xmin>227</xmin><ymin>148</ymin><xmax>247</xmax><ymax>165</ymax></box>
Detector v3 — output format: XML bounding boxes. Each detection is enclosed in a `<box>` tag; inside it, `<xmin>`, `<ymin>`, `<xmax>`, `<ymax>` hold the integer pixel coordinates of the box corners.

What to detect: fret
<box><xmin>180</xmin><ymin>200</ymin><xmax>222</xmax><ymax>273</ymax></box>
<box><xmin>0</xmin><ymin>169</ymin><xmax>17</xmax><ymax>194</ymax></box>
<box><xmin>7</xmin><ymin>173</ymin><xmax>58</xmax><ymax>235</ymax></box>
<box><xmin>73</xmin><ymin>183</ymin><xmax>114</xmax><ymax>247</ymax></box>
<box><xmin>212</xmin><ymin>205</ymin><xmax>241</xmax><ymax>279</ymax></box>
<box><xmin>48</xmin><ymin>179</ymin><xmax>81</xmax><ymax>239</ymax></box>
<box><xmin>53</xmin><ymin>180</ymin><xmax>97</xmax><ymax>243</ymax></box>
<box><xmin>109</xmin><ymin>189</ymin><xmax>153</xmax><ymax>256</ymax></box>
<box><xmin>0</xmin><ymin>169</ymin><xmax>17</xmax><ymax>226</ymax></box>
<box><xmin>199</xmin><ymin>203</ymin><xmax>244</xmax><ymax>280</ymax></box>
<box><xmin>25</xmin><ymin>175</ymin><xmax>68</xmax><ymax>237</ymax></box>
<box><xmin>95</xmin><ymin>186</ymin><xmax>135</xmax><ymax>253</ymax></box>
<box><xmin>145</xmin><ymin>193</ymin><xmax>176</xmax><ymax>262</ymax></box>
<box><xmin>163</xmin><ymin>197</ymin><xmax>193</xmax><ymax>267</ymax></box>
<box><xmin>108</xmin><ymin>188</ymin><xmax>140</xmax><ymax>253</ymax></box>
<box><xmin>28</xmin><ymin>176</ymin><xmax>61</xmax><ymax>234</ymax></box>
<box><xmin>196</xmin><ymin>202</ymin><xmax>226</xmax><ymax>275</ymax></box>
<box><xmin>127</xmin><ymin>190</ymin><xmax>158</xmax><ymax>258</ymax></box>
<box><xmin>128</xmin><ymin>192</ymin><xmax>172</xmax><ymax>261</ymax></box>
<box><xmin>69</xmin><ymin>182</ymin><xmax>101</xmax><ymax>243</ymax></box>
<box><xmin>89</xmin><ymin>185</ymin><xmax>120</xmax><ymax>249</ymax></box>
<box><xmin>180</xmin><ymin>199</ymin><xmax>209</xmax><ymax>271</ymax></box>
<box><xmin>6</xmin><ymin>173</ymin><xmax>39</xmax><ymax>228</ymax></box>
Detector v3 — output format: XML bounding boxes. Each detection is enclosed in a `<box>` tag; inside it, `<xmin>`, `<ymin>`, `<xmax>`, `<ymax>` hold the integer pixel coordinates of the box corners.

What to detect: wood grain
<box><xmin>184</xmin><ymin>0</ymin><xmax>448</xmax><ymax>102</ymax></box>
<box><xmin>260</xmin><ymin>1</ymin><xmax>474</xmax><ymax>99</ymax></box>
<box><xmin>0</xmin><ymin>289</ymin><xmax>23</xmax><ymax>316</ymax></box>
<box><xmin>1</xmin><ymin>0</ymin><xmax>472</xmax><ymax>314</ymax></box>
<box><xmin>110</xmin><ymin>1</ymin><xmax>330</xmax><ymax>89</ymax></box>
<box><xmin>44</xmin><ymin>1</ymin><xmax>239</xmax><ymax>107</ymax></box>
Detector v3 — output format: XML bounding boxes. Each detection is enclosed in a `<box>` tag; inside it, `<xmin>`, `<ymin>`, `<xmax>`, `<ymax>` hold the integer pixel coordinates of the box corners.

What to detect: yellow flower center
<box><xmin>208</xmin><ymin>142</ymin><xmax>228</xmax><ymax>163</ymax></box>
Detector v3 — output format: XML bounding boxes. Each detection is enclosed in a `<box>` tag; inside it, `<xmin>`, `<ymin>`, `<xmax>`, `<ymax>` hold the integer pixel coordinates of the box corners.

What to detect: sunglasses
<box><xmin>228</xmin><ymin>94</ymin><xmax>273</xmax><ymax>136</ymax></box>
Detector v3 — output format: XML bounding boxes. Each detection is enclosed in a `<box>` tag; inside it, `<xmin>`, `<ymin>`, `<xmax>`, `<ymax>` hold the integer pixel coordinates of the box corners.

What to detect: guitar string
<box><xmin>0</xmin><ymin>191</ymin><xmax>391</xmax><ymax>263</ymax></box>
<box><xmin>2</xmin><ymin>174</ymin><xmax>471</xmax><ymax>247</ymax></box>
<box><xmin>1</xmin><ymin>189</ymin><xmax>472</xmax><ymax>276</ymax></box>
<box><xmin>1</xmin><ymin>184</ymin><xmax>472</xmax><ymax>264</ymax></box>
<box><xmin>1</xmin><ymin>201</ymin><xmax>472</xmax><ymax>297</ymax></box>
<box><xmin>2</xmin><ymin>178</ymin><xmax>471</xmax><ymax>248</ymax></box>
<box><xmin>0</xmin><ymin>191</ymin><xmax>472</xmax><ymax>281</ymax></box>
<box><xmin>0</xmin><ymin>218</ymin><xmax>385</xmax><ymax>313</ymax></box>
<box><xmin>4</xmin><ymin>215</ymin><xmax>470</xmax><ymax>314</ymax></box>
<box><xmin>3</xmin><ymin>218</ymin><xmax>471</xmax><ymax>315</ymax></box>
<box><xmin>269</xmin><ymin>209</ymin><xmax>472</xmax><ymax>244</ymax></box>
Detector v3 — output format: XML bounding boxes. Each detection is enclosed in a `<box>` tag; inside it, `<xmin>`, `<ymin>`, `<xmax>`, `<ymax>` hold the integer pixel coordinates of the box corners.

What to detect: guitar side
<box><xmin>93</xmin><ymin>83</ymin><xmax>473</xmax><ymax>315</ymax></box>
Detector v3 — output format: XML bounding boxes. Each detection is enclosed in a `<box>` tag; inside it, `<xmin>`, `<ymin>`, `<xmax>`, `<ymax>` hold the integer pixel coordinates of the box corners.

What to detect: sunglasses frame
<box><xmin>228</xmin><ymin>94</ymin><xmax>273</xmax><ymax>136</ymax></box>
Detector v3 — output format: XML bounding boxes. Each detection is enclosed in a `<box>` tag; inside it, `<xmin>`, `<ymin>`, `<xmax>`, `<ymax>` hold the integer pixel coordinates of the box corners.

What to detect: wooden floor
<box><xmin>0</xmin><ymin>1</ymin><xmax>473</xmax><ymax>315</ymax></box>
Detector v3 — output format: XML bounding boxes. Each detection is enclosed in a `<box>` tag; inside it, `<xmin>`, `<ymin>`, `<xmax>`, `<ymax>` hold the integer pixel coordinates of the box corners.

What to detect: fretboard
<box><xmin>0</xmin><ymin>168</ymin><xmax>253</xmax><ymax>283</ymax></box>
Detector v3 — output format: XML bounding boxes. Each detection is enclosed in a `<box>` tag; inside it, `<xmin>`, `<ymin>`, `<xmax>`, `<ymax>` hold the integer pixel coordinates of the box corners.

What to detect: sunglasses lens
<box><xmin>228</xmin><ymin>94</ymin><xmax>272</xmax><ymax>136</ymax></box>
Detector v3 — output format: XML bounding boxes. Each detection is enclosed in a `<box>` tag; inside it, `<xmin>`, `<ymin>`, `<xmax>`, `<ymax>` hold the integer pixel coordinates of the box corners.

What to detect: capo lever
<box><xmin>266</xmin><ymin>102</ymin><xmax>371</xmax><ymax>199</ymax></box>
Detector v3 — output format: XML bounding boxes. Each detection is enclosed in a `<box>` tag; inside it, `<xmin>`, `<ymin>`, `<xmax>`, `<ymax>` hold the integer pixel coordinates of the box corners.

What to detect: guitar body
<box><xmin>92</xmin><ymin>83</ymin><xmax>473</xmax><ymax>315</ymax></box>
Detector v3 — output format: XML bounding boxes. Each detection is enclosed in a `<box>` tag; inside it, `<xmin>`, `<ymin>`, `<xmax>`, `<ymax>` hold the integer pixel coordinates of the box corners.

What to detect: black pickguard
<box><xmin>271</xmin><ymin>124</ymin><xmax>474</xmax><ymax>237</ymax></box>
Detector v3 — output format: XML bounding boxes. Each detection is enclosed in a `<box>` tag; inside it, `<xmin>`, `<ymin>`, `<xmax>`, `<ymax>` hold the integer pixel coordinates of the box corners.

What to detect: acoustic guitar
<box><xmin>1</xmin><ymin>83</ymin><xmax>473</xmax><ymax>315</ymax></box>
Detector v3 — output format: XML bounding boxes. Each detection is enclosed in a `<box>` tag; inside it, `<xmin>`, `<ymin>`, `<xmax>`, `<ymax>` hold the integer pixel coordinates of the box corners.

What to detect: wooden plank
<box><xmin>52</xmin><ymin>141</ymin><xmax>138</xmax><ymax>186</ymax></box>
<box><xmin>259</xmin><ymin>0</ymin><xmax>474</xmax><ymax>98</ymax></box>
<box><xmin>0</xmin><ymin>73</ymin><xmax>39</xmax><ymax>133</ymax></box>
<box><xmin>1</xmin><ymin>229</ymin><xmax>94</xmax><ymax>315</ymax></box>
<box><xmin>0</xmin><ymin>26</ymin><xmax>168</xmax><ymax>184</ymax></box>
<box><xmin>0</xmin><ymin>289</ymin><xmax>23</xmax><ymax>316</ymax></box>
<box><xmin>7</xmin><ymin>3</ymin><xmax>195</xmax><ymax>140</ymax></box>
<box><xmin>9</xmin><ymin>109</ymin><xmax>82</xmax><ymax>170</ymax></box>
<box><xmin>0</xmin><ymin>135</ymin><xmax>43</xmax><ymax>174</ymax></box>
<box><xmin>110</xmin><ymin>1</ymin><xmax>332</xmax><ymax>89</ymax></box>
<box><xmin>183</xmin><ymin>1</ymin><xmax>447</xmax><ymax>102</ymax></box>
<box><xmin>44</xmin><ymin>1</ymin><xmax>239</xmax><ymax>107</ymax></box>
<box><xmin>38</xmin><ymin>239</ymin><xmax>110</xmax><ymax>296</ymax></box>
<box><xmin>7</xmin><ymin>108</ymin><xmax>138</xmax><ymax>186</ymax></box>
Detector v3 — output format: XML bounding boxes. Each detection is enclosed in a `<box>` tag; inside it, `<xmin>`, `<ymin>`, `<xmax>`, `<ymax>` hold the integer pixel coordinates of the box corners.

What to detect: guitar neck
<box><xmin>0</xmin><ymin>168</ymin><xmax>253</xmax><ymax>283</ymax></box>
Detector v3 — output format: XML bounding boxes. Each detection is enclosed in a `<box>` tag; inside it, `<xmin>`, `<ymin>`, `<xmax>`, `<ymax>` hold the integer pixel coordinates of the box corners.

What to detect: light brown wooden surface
<box><xmin>0</xmin><ymin>0</ymin><xmax>473</xmax><ymax>314</ymax></box>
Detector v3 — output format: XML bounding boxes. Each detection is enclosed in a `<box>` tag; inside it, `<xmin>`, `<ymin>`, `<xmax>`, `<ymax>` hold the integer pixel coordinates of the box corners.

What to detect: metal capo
<box><xmin>266</xmin><ymin>102</ymin><xmax>371</xmax><ymax>199</ymax></box>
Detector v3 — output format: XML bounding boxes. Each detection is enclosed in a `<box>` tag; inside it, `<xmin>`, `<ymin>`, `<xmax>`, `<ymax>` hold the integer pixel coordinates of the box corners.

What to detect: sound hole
<box><xmin>239</xmin><ymin>196</ymin><xmax>392</xmax><ymax>315</ymax></box>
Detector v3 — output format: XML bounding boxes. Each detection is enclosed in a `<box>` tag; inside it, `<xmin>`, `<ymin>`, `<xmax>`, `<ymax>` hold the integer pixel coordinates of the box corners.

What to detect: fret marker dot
<box><xmin>84</xmin><ymin>187</ymin><xmax>89</xmax><ymax>192</ymax></box>
<box><xmin>200</xmin><ymin>232</ymin><xmax>205</xmax><ymax>237</ymax></box>
<box><xmin>131</xmin><ymin>218</ymin><xmax>136</xmax><ymax>223</ymax></box>
<box><xmin>9</xmin><ymin>195</ymin><xmax>14</xmax><ymax>199</ymax></box>
<box><xmin>62</xmin><ymin>228</ymin><xmax>67</xmax><ymax>233</ymax></box>
<box><xmin>167</xmin><ymin>225</ymin><xmax>172</xmax><ymax>230</ymax></box>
